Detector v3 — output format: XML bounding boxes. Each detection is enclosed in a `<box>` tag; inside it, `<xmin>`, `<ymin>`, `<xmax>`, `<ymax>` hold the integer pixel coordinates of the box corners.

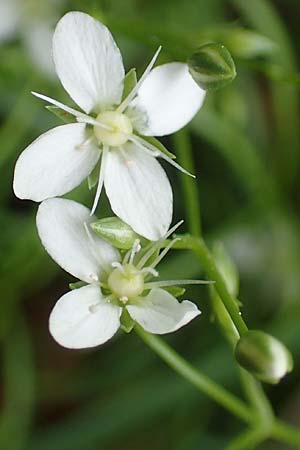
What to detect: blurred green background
<box><xmin>0</xmin><ymin>0</ymin><xmax>299</xmax><ymax>449</ymax></box>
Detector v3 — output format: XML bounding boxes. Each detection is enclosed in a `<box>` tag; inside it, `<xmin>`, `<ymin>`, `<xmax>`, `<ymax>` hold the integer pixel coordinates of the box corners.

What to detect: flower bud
<box><xmin>235</xmin><ymin>330</ymin><xmax>293</xmax><ymax>384</ymax></box>
<box><xmin>187</xmin><ymin>43</ymin><xmax>236</xmax><ymax>91</ymax></box>
<box><xmin>91</xmin><ymin>217</ymin><xmax>140</xmax><ymax>250</ymax></box>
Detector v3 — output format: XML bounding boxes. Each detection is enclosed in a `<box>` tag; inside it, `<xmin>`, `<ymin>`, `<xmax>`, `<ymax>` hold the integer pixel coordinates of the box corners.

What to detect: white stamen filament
<box><xmin>90</xmin><ymin>146</ymin><xmax>108</xmax><ymax>216</ymax></box>
<box><xmin>111</xmin><ymin>261</ymin><xmax>125</xmax><ymax>273</ymax></box>
<box><xmin>32</xmin><ymin>91</ymin><xmax>114</xmax><ymax>131</ymax></box>
<box><xmin>150</xmin><ymin>237</ymin><xmax>181</xmax><ymax>270</ymax></box>
<box><xmin>136</xmin><ymin>220</ymin><xmax>184</xmax><ymax>269</ymax></box>
<box><xmin>117</xmin><ymin>46</ymin><xmax>162</xmax><ymax>113</ymax></box>
<box><xmin>129</xmin><ymin>239</ymin><xmax>141</xmax><ymax>265</ymax></box>
<box><xmin>131</xmin><ymin>134</ymin><xmax>195</xmax><ymax>178</ymax></box>
<box><xmin>83</xmin><ymin>221</ymin><xmax>110</xmax><ymax>273</ymax></box>
<box><xmin>140</xmin><ymin>267</ymin><xmax>159</xmax><ymax>277</ymax></box>
<box><xmin>76</xmin><ymin>136</ymin><xmax>96</xmax><ymax>150</ymax></box>
<box><xmin>144</xmin><ymin>279</ymin><xmax>213</xmax><ymax>289</ymax></box>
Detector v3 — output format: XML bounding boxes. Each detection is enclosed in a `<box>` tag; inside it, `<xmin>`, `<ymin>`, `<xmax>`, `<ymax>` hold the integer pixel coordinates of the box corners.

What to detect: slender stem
<box><xmin>225</xmin><ymin>427</ymin><xmax>270</xmax><ymax>450</ymax></box>
<box><xmin>188</xmin><ymin>236</ymin><xmax>248</xmax><ymax>336</ymax></box>
<box><xmin>135</xmin><ymin>326</ymin><xmax>254</xmax><ymax>424</ymax></box>
<box><xmin>239</xmin><ymin>369</ymin><xmax>274</xmax><ymax>422</ymax></box>
<box><xmin>173</xmin><ymin>129</ymin><xmax>202</xmax><ymax>236</ymax></box>
<box><xmin>271</xmin><ymin>420</ymin><xmax>300</xmax><ymax>446</ymax></box>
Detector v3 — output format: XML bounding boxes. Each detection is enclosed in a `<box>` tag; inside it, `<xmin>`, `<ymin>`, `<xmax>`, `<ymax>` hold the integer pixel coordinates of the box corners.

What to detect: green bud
<box><xmin>235</xmin><ymin>330</ymin><xmax>293</xmax><ymax>384</ymax></box>
<box><xmin>187</xmin><ymin>43</ymin><xmax>236</xmax><ymax>91</ymax></box>
<box><xmin>213</xmin><ymin>242</ymin><xmax>239</xmax><ymax>298</ymax></box>
<box><xmin>222</xmin><ymin>28</ymin><xmax>277</xmax><ymax>59</ymax></box>
<box><xmin>91</xmin><ymin>217</ymin><xmax>140</xmax><ymax>250</ymax></box>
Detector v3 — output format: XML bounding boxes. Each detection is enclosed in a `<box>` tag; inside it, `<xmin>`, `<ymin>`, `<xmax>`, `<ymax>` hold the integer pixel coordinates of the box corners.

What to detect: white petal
<box><xmin>13</xmin><ymin>123</ymin><xmax>100</xmax><ymax>202</ymax></box>
<box><xmin>127</xmin><ymin>288</ymin><xmax>201</xmax><ymax>334</ymax></box>
<box><xmin>49</xmin><ymin>285</ymin><xmax>122</xmax><ymax>349</ymax></box>
<box><xmin>131</xmin><ymin>62</ymin><xmax>205</xmax><ymax>136</ymax></box>
<box><xmin>36</xmin><ymin>198</ymin><xmax>120</xmax><ymax>283</ymax></box>
<box><xmin>53</xmin><ymin>11</ymin><xmax>125</xmax><ymax>113</ymax></box>
<box><xmin>104</xmin><ymin>143</ymin><xmax>173</xmax><ymax>241</ymax></box>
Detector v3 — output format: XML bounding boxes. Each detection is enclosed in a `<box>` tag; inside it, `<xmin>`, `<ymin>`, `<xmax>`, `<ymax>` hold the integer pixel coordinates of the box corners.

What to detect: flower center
<box><xmin>107</xmin><ymin>263</ymin><xmax>144</xmax><ymax>301</ymax></box>
<box><xmin>94</xmin><ymin>111</ymin><xmax>133</xmax><ymax>147</ymax></box>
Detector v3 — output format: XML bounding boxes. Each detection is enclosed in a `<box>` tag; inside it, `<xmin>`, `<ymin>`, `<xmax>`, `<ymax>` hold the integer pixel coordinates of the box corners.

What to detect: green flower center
<box><xmin>94</xmin><ymin>111</ymin><xmax>133</xmax><ymax>147</ymax></box>
<box><xmin>107</xmin><ymin>263</ymin><xmax>144</xmax><ymax>302</ymax></box>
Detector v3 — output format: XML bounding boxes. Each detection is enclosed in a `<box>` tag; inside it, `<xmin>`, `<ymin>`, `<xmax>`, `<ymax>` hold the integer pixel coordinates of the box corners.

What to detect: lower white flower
<box><xmin>13</xmin><ymin>11</ymin><xmax>206</xmax><ymax>241</ymax></box>
<box><xmin>36</xmin><ymin>198</ymin><xmax>202</xmax><ymax>349</ymax></box>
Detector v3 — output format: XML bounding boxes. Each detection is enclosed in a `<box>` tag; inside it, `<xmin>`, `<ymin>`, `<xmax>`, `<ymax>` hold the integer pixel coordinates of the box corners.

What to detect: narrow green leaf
<box><xmin>46</xmin><ymin>106</ymin><xmax>75</xmax><ymax>124</ymax></box>
<box><xmin>142</xmin><ymin>136</ymin><xmax>176</xmax><ymax>160</ymax></box>
<box><xmin>69</xmin><ymin>281</ymin><xmax>86</xmax><ymax>290</ymax></box>
<box><xmin>122</xmin><ymin>68</ymin><xmax>137</xmax><ymax>101</ymax></box>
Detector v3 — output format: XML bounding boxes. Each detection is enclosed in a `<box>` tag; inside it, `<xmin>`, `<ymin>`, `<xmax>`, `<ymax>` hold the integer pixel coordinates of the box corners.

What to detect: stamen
<box><xmin>76</xmin><ymin>136</ymin><xmax>96</xmax><ymax>150</ymax></box>
<box><xmin>32</xmin><ymin>91</ymin><xmax>115</xmax><ymax>131</ymax></box>
<box><xmin>90</xmin><ymin>147</ymin><xmax>108</xmax><ymax>216</ymax></box>
<box><xmin>144</xmin><ymin>279</ymin><xmax>214</xmax><ymax>289</ymax></box>
<box><xmin>150</xmin><ymin>237</ymin><xmax>181</xmax><ymax>270</ymax></box>
<box><xmin>89</xmin><ymin>273</ymin><xmax>99</xmax><ymax>282</ymax></box>
<box><xmin>129</xmin><ymin>239</ymin><xmax>141</xmax><ymax>265</ymax></box>
<box><xmin>140</xmin><ymin>267</ymin><xmax>159</xmax><ymax>277</ymax></box>
<box><xmin>83</xmin><ymin>221</ymin><xmax>110</xmax><ymax>273</ymax></box>
<box><xmin>131</xmin><ymin>135</ymin><xmax>195</xmax><ymax>178</ymax></box>
<box><xmin>136</xmin><ymin>220</ymin><xmax>184</xmax><ymax>269</ymax></box>
<box><xmin>120</xmin><ymin>296</ymin><xmax>129</xmax><ymax>304</ymax></box>
<box><xmin>117</xmin><ymin>46</ymin><xmax>162</xmax><ymax>113</ymax></box>
<box><xmin>111</xmin><ymin>261</ymin><xmax>125</xmax><ymax>273</ymax></box>
<box><xmin>32</xmin><ymin>91</ymin><xmax>91</xmax><ymax>123</ymax></box>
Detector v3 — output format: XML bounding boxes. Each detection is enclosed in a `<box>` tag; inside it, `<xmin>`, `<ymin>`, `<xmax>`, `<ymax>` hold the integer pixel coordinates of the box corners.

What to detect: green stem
<box><xmin>136</xmin><ymin>326</ymin><xmax>254</xmax><ymax>424</ymax></box>
<box><xmin>225</xmin><ymin>427</ymin><xmax>270</xmax><ymax>450</ymax></box>
<box><xmin>173</xmin><ymin>129</ymin><xmax>202</xmax><ymax>236</ymax></box>
<box><xmin>187</xmin><ymin>236</ymin><xmax>248</xmax><ymax>336</ymax></box>
<box><xmin>239</xmin><ymin>369</ymin><xmax>274</xmax><ymax>422</ymax></box>
<box><xmin>271</xmin><ymin>420</ymin><xmax>300</xmax><ymax>447</ymax></box>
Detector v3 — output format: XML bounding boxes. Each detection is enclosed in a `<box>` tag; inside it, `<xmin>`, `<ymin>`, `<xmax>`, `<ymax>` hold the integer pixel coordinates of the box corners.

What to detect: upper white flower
<box><xmin>36</xmin><ymin>198</ymin><xmax>201</xmax><ymax>349</ymax></box>
<box><xmin>14</xmin><ymin>11</ymin><xmax>205</xmax><ymax>240</ymax></box>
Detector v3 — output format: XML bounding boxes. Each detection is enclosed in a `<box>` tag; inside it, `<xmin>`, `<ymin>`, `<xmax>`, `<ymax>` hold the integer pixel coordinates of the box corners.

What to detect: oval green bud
<box><xmin>187</xmin><ymin>43</ymin><xmax>236</xmax><ymax>91</ymax></box>
<box><xmin>235</xmin><ymin>330</ymin><xmax>293</xmax><ymax>384</ymax></box>
<box><xmin>91</xmin><ymin>217</ymin><xmax>140</xmax><ymax>250</ymax></box>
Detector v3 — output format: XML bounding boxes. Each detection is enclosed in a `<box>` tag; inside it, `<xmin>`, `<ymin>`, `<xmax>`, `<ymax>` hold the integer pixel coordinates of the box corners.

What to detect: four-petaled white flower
<box><xmin>14</xmin><ymin>11</ymin><xmax>205</xmax><ymax>241</ymax></box>
<box><xmin>36</xmin><ymin>198</ymin><xmax>201</xmax><ymax>349</ymax></box>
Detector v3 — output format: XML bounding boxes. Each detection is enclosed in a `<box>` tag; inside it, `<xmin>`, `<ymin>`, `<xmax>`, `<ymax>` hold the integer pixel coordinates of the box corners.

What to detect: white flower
<box><xmin>14</xmin><ymin>11</ymin><xmax>206</xmax><ymax>241</ymax></box>
<box><xmin>36</xmin><ymin>198</ymin><xmax>202</xmax><ymax>349</ymax></box>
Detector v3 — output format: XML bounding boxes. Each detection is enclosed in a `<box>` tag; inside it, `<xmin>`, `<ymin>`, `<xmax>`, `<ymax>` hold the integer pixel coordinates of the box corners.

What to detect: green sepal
<box><xmin>120</xmin><ymin>308</ymin><xmax>134</xmax><ymax>333</ymax></box>
<box><xmin>122</xmin><ymin>68</ymin><xmax>137</xmax><ymax>101</ymax></box>
<box><xmin>235</xmin><ymin>330</ymin><xmax>294</xmax><ymax>384</ymax></box>
<box><xmin>69</xmin><ymin>281</ymin><xmax>87</xmax><ymax>290</ymax></box>
<box><xmin>188</xmin><ymin>43</ymin><xmax>236</xmax><ymax>91</ymax></box>
<box><xmin>91</xmin><ymin>216</ymin><xmax>141</xmax><ymax>250</ymax></box>
<box><xmin>46</xmin><ymin>105</ymin><xmax>75</xmax><ymax>123</ymax></box>
<box><xmin>88</xmin><ymin>161</ymin><xmax>100</xmax><ymax>190</ymax></box>
<box><xmin>164</xmin><ymin>286</ymin><xmax>186</xmax><ymax>298</ymax></box>
<box><xmin>142</xmin><ymin>136</ymin><xmax>176</xmax><ymax>160</ymax></box>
